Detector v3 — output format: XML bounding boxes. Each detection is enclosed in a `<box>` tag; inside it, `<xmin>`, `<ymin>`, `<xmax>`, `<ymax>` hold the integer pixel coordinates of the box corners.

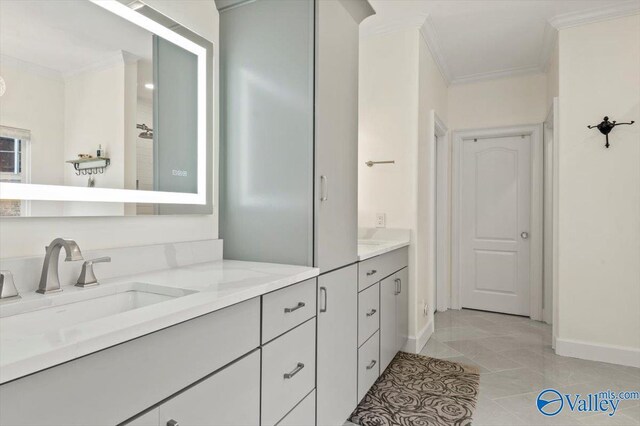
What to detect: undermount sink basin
<box><xmin>0</xmin><ymin>282</ymin><xmax>196</xmax><ymax>339</ymax></box>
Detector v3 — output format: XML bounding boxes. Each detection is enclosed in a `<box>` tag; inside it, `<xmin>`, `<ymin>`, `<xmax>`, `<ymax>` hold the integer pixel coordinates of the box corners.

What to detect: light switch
<box><xmin>375</xmin><ymin>212</ymin><xmax>386</xmax><ymax>228</ymax></box>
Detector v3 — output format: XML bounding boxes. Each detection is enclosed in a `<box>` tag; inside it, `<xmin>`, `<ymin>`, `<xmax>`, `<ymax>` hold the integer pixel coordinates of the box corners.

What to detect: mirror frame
<box><xmin>0</xmin><ymin>0</ymin><xmax>209</xmax><ymax>205</ymax></box>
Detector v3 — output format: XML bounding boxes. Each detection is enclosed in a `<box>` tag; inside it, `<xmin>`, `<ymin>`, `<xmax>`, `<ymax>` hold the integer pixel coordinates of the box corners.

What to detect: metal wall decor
<box><xmin>587</xmin><ymin>116</ymin><xmax>635</xmax><ymax>148</ymax></box>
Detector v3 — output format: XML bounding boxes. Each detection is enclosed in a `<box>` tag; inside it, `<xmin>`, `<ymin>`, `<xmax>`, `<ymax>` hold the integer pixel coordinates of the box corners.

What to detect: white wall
<box><xmin>0</xmin><ymin>58</ymin><xmax>65</xmax><ymax>217</ymax></box>
<box><xmin>416</xmin><ymin>34</ymin><xmax>448</xmax><ymax>341</ymax></box>
<box><xmin>359</xmin><ymin>28</ymin><xmax>448</xmax><ymax>344</ymax></box>
<box><xmin>546</xmin><ymin>38</ymin><xmax>559</xmax><ymax>106</ymax></box>
<box><xmin>448</xmin><ymin>73</ymin><xmax>548</xmax><ymax>131</ymax></box>
<box><xmin>556</xmin><ymin>14</ymin><xmax>640</xmax><ymax>363</ymax></box>
<box><xmin>63</xmin><ymin>59</ymin><xmax>126</xmax><ymax>216</ymax></box>
<box><xmin>0</xmin><ymin>0</ymin><xmax>219</xmax><ymax>258</ymax></box>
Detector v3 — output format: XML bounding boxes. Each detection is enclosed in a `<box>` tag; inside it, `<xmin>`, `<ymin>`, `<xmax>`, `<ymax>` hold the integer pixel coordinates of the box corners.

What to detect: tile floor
<box><xmin>419</xmin><ymin>309</ymin><xmax>640</xmax><ymax>425</ymax></box>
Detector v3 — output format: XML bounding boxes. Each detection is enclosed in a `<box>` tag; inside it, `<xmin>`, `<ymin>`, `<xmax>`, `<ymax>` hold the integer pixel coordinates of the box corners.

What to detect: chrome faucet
<box><xmin>0</xmin><ymin>271</ymin><xmax>20</xmax><ymax>301</ymax></box>
<box><xmin>37</xmin><ymin>238</ymin><xmax>83</xmax><ymax>294</ymax></box>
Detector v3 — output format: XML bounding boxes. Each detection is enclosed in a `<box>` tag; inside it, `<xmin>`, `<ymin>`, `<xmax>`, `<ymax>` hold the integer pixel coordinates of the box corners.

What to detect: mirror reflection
<box><xmin>0</xmin><ymin>0</ymin><xmax>203</xmax><ymax>217</ymax></box>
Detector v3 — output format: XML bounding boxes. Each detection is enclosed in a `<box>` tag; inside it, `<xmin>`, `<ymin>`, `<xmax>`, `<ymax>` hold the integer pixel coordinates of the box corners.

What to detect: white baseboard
<box><xmin>405</xmin><ymin>317</ymin><xmax>435</xmax><ymax>354</ymax></box>
<box><xmin>555</xmin><ymin>337</ymin><xmax>640</xmax><ymax>368</ymax></box>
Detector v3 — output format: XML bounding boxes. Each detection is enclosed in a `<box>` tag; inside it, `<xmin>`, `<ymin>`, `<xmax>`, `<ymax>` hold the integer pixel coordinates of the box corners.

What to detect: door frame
<box><xmin>432</xmin><ymin>112</ymin><xmax>450</xmax><ymax>312</ymax></box>
<box><xmin>451</xmin><ymin>124</ymin><xmax>543</xmax><ymax>320</ymax></box>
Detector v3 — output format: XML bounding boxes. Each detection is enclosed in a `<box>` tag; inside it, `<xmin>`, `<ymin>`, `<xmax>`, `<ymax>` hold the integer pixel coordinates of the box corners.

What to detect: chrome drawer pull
<box><xmin>366</xmin><ymin>308</ymin><xmax>377</xmax><ymax>317</ymax></box>
<box><xmin>284</xmin><ymin>302</ymin><xmax>305</xmax><ymax>313</ymax></box>
<box><xmin>284</xmin><ymin>362</ymin><xmax>305</xmax><ymax>379</ymax></box>
<box><xmin>167</xmin><ymin>420</ymin><xmax>179</xmax><ymax>426</ymax></box>
<box><xmin>366</xmin><ymin>269</ymin><xmax>377</xmax><ymax>276</ymax></box>
<box><xmin>394</xmin><ymin>278</ymin><xmax>401</xmax><ymax>295</ymax></box>
<box><xmin>366</xmin><ymin>360</ymin><xmax>377</xmax><ymax>370</ymax></box>
<box><xmin>320</xmin><ymin>287</ymin><xmax>327</xmax><ymax>313</ymax></box>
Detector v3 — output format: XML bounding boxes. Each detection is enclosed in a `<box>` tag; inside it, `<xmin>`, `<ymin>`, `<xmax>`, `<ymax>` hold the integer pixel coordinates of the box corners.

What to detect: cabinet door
<box><xmin>317</xmin><ymin>265</ymin><xmax>358</xmax><ymax>426</ymax></box>
<box><xmin>314</xmin><ymin>0</ymin><xmax>358</xmax><ymax>272</ymax></box>
<box><xmin>395</xmin><ymin>268</ymin><xmax>409</xmax><ymax>353</ymax></box>
<box><xmin>158</xmin><ymin>350</ymin><xmax>260</xmax><ymax>426</ymax></box>
<box><xmin>379</xmin><ymin>275</ymin><xmax>398</xmax><ymax>373</ymax></box>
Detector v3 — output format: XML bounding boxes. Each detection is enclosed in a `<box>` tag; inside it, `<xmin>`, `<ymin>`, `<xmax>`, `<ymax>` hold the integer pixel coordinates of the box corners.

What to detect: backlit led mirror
<box><xmin>0</xmin><ymin>0</ymin><xmax>212</xmax><ymax>217</ymax></box>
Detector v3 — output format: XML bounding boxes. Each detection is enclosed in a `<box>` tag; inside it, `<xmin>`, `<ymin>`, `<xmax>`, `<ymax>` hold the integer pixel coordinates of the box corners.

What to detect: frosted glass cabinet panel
<box><xmin>219</xmin><ymin>0</ymin><xmax>314</xmax><ymax>266</ymax></box>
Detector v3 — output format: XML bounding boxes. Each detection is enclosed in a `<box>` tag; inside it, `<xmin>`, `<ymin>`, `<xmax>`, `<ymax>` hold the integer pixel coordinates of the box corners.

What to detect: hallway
<box><xmin>422</xmin><ymin>309</ymin><xmax>640</xmax><ymax>425</ymax></box>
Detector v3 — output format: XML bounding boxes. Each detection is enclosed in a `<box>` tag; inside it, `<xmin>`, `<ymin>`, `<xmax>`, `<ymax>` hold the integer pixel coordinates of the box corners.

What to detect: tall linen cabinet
<box><xmin>218</xmin><ymin>0</ymin><xmax>374</xmax><ymax>425</ymax></box>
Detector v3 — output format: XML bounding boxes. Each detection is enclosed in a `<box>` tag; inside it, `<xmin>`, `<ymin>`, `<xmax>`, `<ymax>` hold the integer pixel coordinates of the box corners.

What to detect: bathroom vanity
<box><xmin>0</xmin><ymin>241</ymin><xmax>408</xmax><ymax>426</ymax></box>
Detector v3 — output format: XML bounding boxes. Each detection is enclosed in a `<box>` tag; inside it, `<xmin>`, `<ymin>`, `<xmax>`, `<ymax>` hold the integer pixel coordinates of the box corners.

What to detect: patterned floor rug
<box><xmin>348</xmin><ymin>352</ymin><xmax>480</xmax><ymax>426</ymax></box>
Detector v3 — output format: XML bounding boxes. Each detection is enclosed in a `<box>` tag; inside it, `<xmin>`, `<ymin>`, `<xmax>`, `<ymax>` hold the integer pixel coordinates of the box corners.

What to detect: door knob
<box><xmin>521</xmin><ymin>231</ymin><xmax>529</xmax><ymax>239</ymax></box>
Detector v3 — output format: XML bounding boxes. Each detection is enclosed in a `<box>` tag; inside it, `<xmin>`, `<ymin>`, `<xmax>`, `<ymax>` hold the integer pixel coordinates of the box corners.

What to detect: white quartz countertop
<box><xmin>357</xmin><ymin>239</ymin><xmax>410</xmax><ymax>261</ymax></box>
<box><xmin>0</xmin><ymin>260</ymin><xmax>318</xmax><ymax>384</ymax></box>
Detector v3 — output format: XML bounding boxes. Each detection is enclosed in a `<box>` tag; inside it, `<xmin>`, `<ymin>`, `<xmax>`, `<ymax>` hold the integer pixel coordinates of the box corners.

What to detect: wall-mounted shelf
<box><xmin>66</xmin><ymin>157</ymin><xmax>110</xmax><ymax>175</ymax></box>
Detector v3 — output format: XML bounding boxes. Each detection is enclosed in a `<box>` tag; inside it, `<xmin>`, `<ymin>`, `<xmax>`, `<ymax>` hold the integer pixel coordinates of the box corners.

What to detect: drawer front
<box><xmin>0</xmin><ymin>298</ymin><xmax>260</xmax><ymax>426</ymax></box>
<box><xmin>358</xmin><ymin>331</ymin><xmax>380</xmax><ymax>402</ymax></box>
<box><xmin>262</xmin><ymin>319</ymin><xmax>316</xmax><ymax>426</ymax></box>
<box><xmin>276</xmin><ymin>390</ymin><xmax>315</xmax><ymax>426</ymax></box>
<box><xmin>159</xmin><ymin>350</ymin><xmax>260</xmax><ymax>426</ymax></box>
<box><xmin>358</xmin><ymin>246</ymin><xmax>408</xmax><ymax>291</ymax></box>
<box><xmin>262</xmin><ymin>278</ymin><xmax>317</xmax><ymax>343</ymax></box>
<box><xmin>357</xmin><ymin>282</ymin><xmax>379</xmax><ymax>346</ymax></box>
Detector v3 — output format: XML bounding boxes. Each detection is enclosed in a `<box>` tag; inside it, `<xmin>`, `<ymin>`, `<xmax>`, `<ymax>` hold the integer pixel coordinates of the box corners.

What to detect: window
<box><xmin>0</xmin><ymin>126</ymin><xmax>30</xmax><ymax>216</ymax></box>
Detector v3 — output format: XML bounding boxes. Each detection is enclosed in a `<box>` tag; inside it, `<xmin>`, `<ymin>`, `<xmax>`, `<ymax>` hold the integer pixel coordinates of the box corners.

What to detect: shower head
<box><xmin>137</xmin><ymin>123</ymin><xmax>153</xmax><ymax>140</ymax></box>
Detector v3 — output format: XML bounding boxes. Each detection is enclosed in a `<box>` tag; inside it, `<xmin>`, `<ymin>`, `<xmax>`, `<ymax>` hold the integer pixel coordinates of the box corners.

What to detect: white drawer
<box><xmin>276</xmin><ymin>390</ymin><xmax>315</xmax><ymax>426</ymax></box>
<box><xmin>358</xmin><ymin>246</ymin><xmax>408</xmax><ymax>291</ymax></box>
<box><xmin>262</xmin><ymin>319</ymin><xmax>316</xmax><ymax>426</ymax></box>
<box><xmin>358</xmin><ymin>331</ymin><xmax>380</xmax><ymax>402</ymax></box>
<box><xmin>262</xmin><ymin>278</ymin><xmax>316</xmax><ymax>343</ymax></box>
<box><xmin>357</xmin><ymin>282</ymin><xmax>379</xmax><ymax>347</ymax></box>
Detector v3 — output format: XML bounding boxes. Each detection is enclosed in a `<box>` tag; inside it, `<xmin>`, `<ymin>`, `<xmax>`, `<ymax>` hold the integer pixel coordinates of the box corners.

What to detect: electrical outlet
<box><xmin>375</xmin><ymin>212</ymin><xmax>386</xmax><ymax>228</ymax></box>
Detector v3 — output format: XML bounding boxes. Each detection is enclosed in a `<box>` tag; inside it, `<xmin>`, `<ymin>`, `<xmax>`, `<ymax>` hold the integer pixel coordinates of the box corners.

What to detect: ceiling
<box><xmin>0</xmin><ymin>0</ymin><xmax>152</xmax><ymax>76</ymax></box>
<box><xmin>361</xmin><ymin>0</ymin><xmax>640</xmax><ymax>84</ymax></box>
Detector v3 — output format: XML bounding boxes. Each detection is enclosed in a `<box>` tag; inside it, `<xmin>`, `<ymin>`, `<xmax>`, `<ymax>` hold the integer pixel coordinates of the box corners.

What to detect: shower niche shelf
<box><xmin>67</xmin><ymin>157</ymin><xmax>111</xmax><ymax>175</ymax></box>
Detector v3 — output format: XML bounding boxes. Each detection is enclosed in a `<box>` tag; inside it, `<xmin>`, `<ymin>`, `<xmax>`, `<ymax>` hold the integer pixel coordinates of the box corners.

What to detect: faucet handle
<box><xmin>0</xmin><ymin>270</ymin><xmax>20</xmax><ymax>301</ymax></box>
<box><xmin>76</xmin><ymin>257</ymin><xmax>111</xmax><ymax>288</ymax></box>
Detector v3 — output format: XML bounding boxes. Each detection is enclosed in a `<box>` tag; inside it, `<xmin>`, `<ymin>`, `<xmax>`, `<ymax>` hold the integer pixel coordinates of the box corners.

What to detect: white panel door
<box><xmin>461</xmin><ymin>135</ymin><xmax>531</xmax><ymax>316</ymax></box>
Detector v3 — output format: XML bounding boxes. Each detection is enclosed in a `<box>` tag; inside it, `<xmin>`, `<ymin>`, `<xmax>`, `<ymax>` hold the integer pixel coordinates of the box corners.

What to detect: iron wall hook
<box><xmin>587</xmin><ymin>116</ymin><xmax>635</xmax><ymax>148</ymax></box>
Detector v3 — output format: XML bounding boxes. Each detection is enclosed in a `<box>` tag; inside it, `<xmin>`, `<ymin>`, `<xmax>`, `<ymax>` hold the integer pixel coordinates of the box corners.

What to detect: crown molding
<box><xmin>419</xmin><ymin>15</ymin><xmax>452</xmax><ymax>85</ymax></box>
<box><xmin>0</xmin><ymin>54</ymin><xmax>63</xmax><ymax>81</ymax></box>
<box><xmin>549</xmin><ymin>0</ymin><xmax>640</xmax><ymax>30</ymax></box>
<box><xmin>450</xmin><ymin>64</ymin><xmax>545</xmax><ymax>86</ymax></box>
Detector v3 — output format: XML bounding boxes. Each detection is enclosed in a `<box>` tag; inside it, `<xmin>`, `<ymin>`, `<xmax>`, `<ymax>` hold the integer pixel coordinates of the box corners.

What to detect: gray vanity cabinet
<box><xmin>379</xmin><ymin>267</ymin><xmax>409</xmax><ymax>373</ymax></box>
<box><xmin>157</xmin><ymin>351</ymin><xmax>261</xmax><ymax>426</ymax></box>
<box><xmin>316</xmin><ymin>265</ymin><xmax>358</xmax><ymax>426</ymax></box>
<box><xmin>218</xmin><ymin>0</ymin><xmax>372</xmax><ymax>273</ymax></box>
<box><xmin>314</xmin><ymin>0</ymin><xmax>360</xmax><ymax>272</ymax></box>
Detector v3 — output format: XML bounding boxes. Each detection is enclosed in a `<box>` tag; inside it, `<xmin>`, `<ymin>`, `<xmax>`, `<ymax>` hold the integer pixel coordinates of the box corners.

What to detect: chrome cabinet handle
<box><xmin>366</xmin><ymin>360</ymin><xmax>377</xmax><ymax>370</ymax></box>
<box><xmin>394</xmin><ymin>278</ymin><xmax>401</xmax><ymax>295</ymax></box>
<box><xmin>366</xmin><ymin>269</ymin><xmax>377</xmax><ymax>276</ymax></box>
<box><xmin>366</xmin><ymin>308</ymin><xmax>377</xmax><ymax>317</ymax></box>
<box><xmin>521</xmin><ymin>231</ymin><xmax>529</xmax><ymax>240</ymax></box>
<box><xmin>284</xmin><ymin>301</ymin><xmax>305</xmax><ymax>313</ymax></box>
<box><xmin>320</xmin><ymin>175</ymin><xmax>328</xmax><ymax>201</ymax></box>
<box><xmin>167</xmin><ymin>420</ymin><xmax>179</xmax><ymax>426</ymax></box>
<box><xmin>319</xmin><ymin>287</ymin><xmax>327</xmax><ymax>313</ymax></box>
<box><xmin>284</xmin><ymin>362</ymin><xmax>305</xmax><ymax>379</ymax></box>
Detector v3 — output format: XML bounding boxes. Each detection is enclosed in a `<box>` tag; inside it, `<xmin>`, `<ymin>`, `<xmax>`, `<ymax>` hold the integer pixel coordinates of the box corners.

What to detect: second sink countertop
<box><xmin>357</xmin><ymin>239</ymin><xmax>410</xmax><ymax>261</ymax></box>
